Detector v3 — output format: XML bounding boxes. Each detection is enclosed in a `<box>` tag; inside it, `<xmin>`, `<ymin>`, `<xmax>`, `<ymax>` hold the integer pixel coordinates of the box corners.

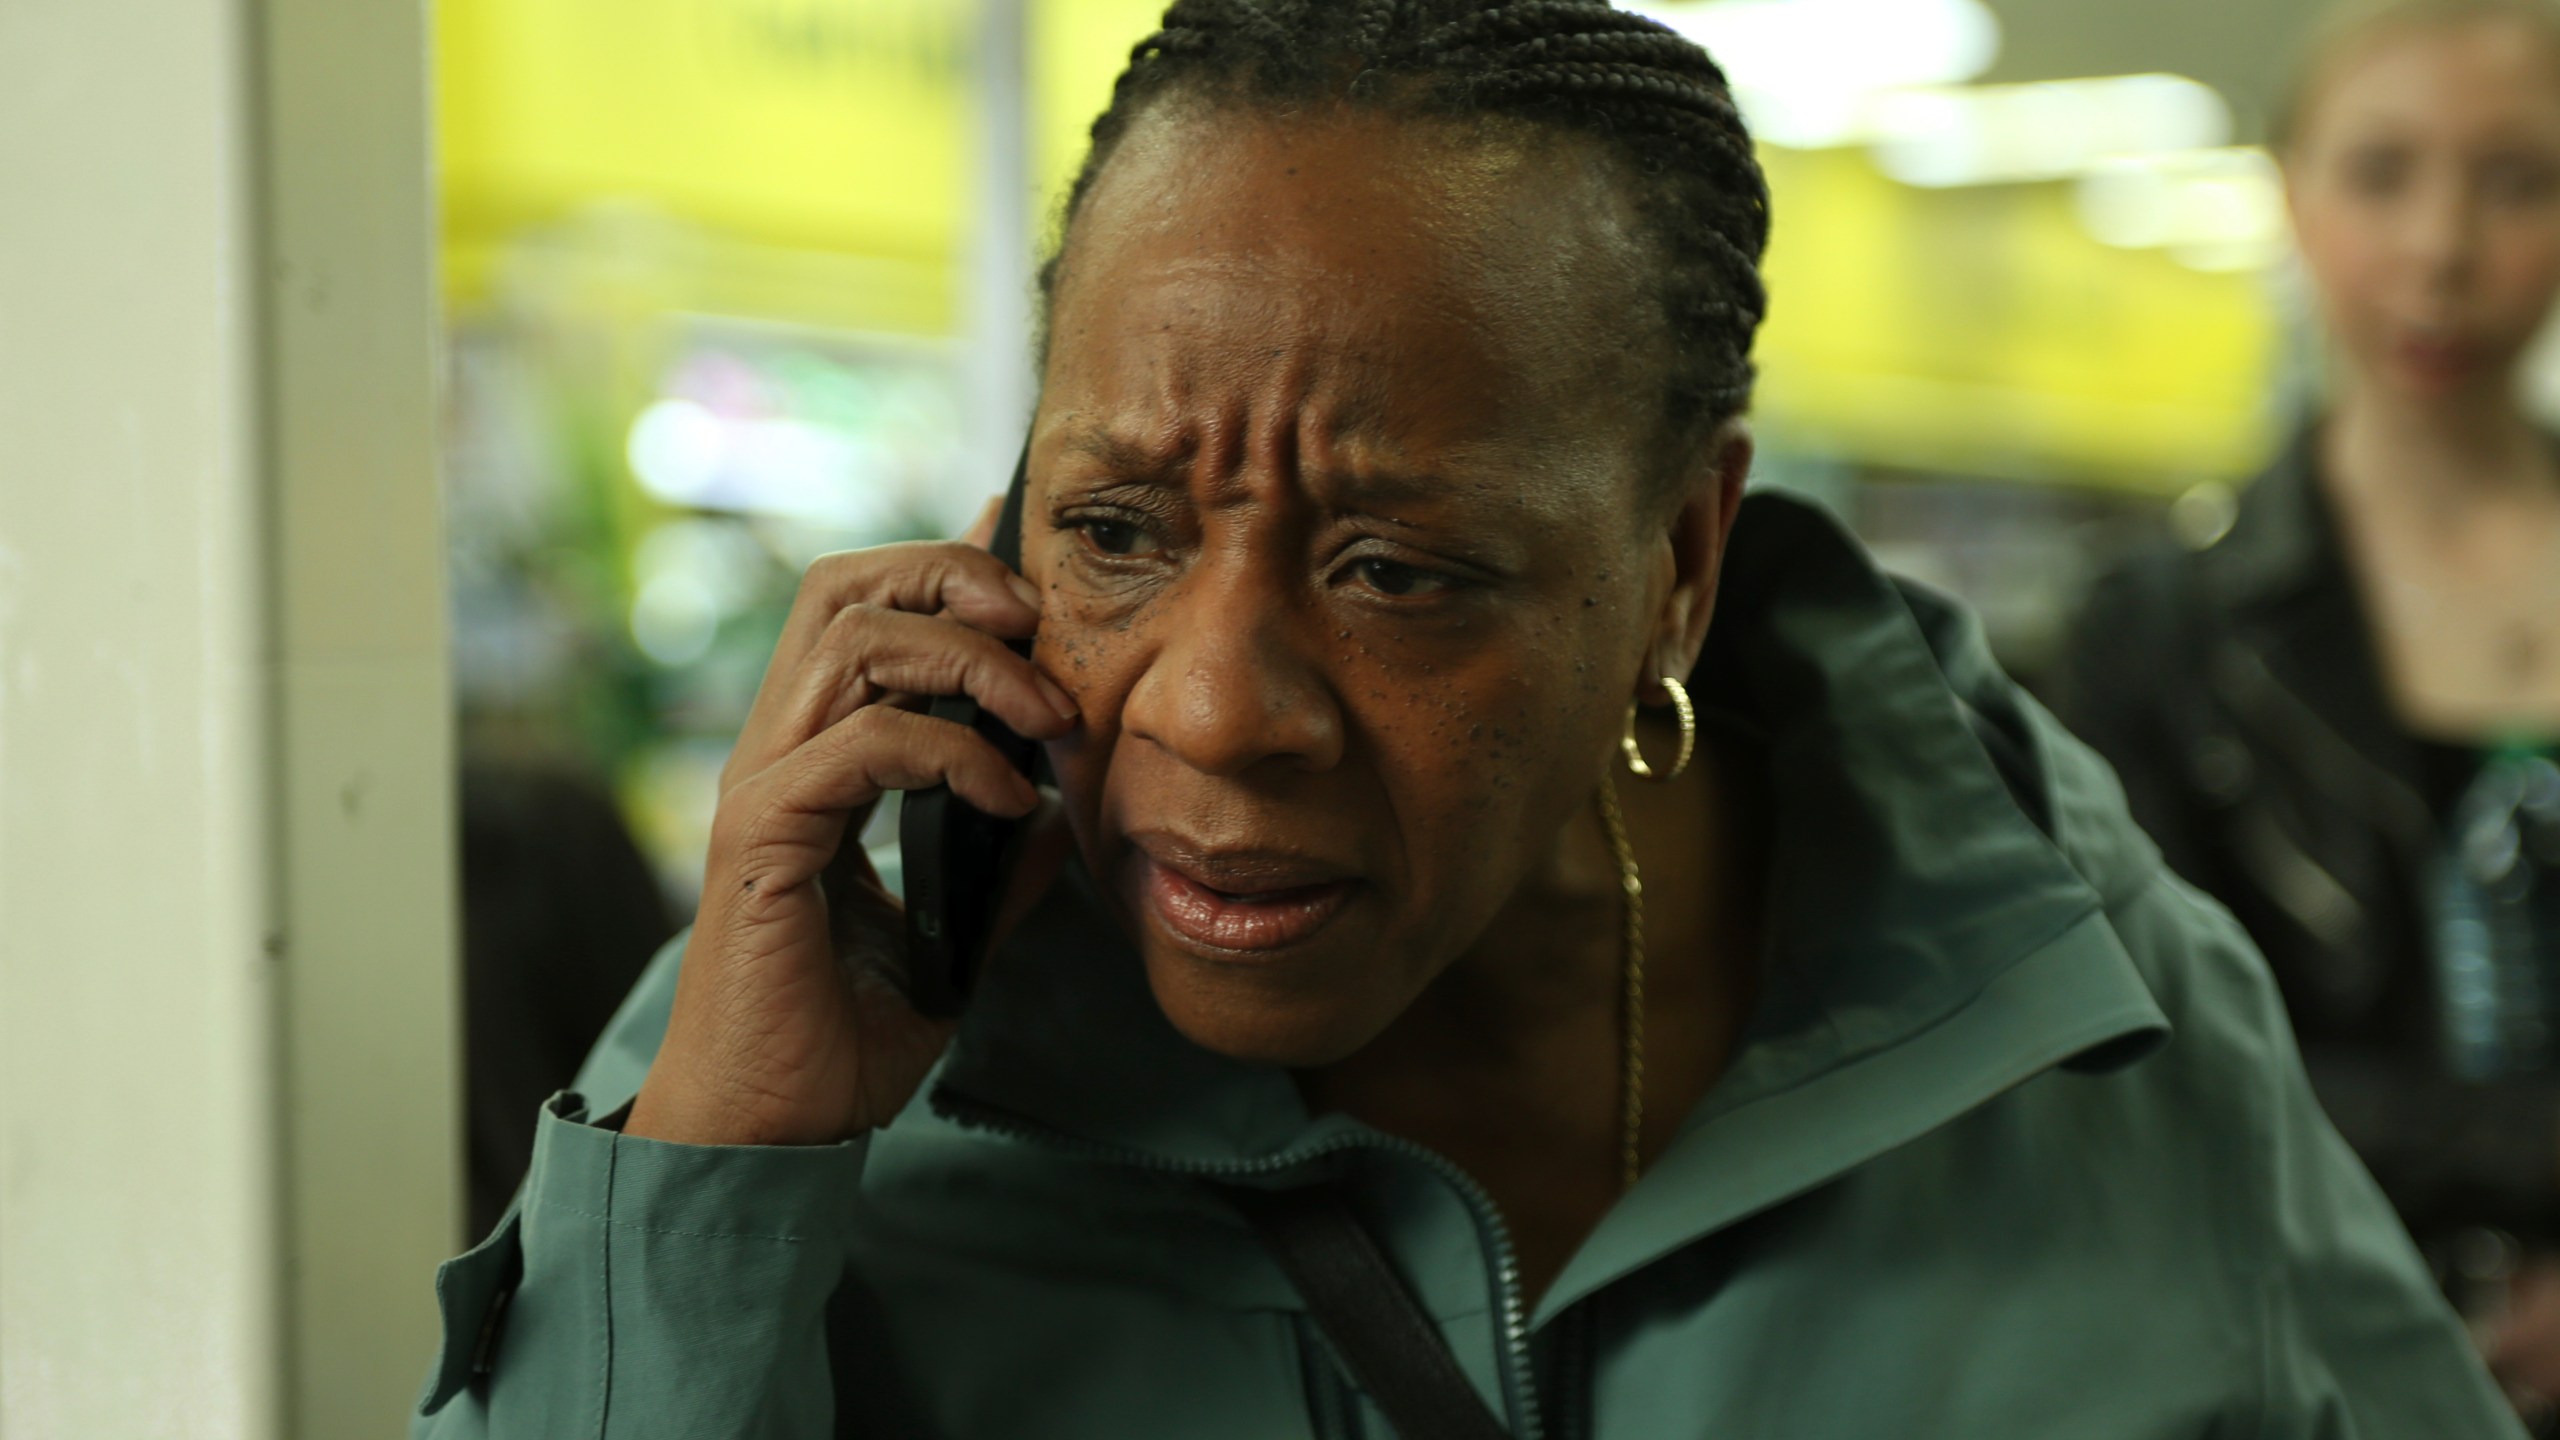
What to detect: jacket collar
<box><xmin>2208</xmin><ymin>418</ymin><xmax>2560</xmax><ymax>614</ymax></box>
<box><xmin>931</xmin><ymin>491</ymin><xmax>2170</xmax><ymax>1307</ymax></box>
<box><xmin>1531</xmin><ymin>494</ymin><xmax>2170</xmax><ymax>1320</ymax></box>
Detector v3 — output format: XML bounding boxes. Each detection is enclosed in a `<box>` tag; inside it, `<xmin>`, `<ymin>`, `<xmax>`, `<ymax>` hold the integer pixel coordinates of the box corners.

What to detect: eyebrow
<box><xmin>1059</xmin><ymin>429</ymin><xmax>1184</xmax><ymax>479</ymax></box>
<box><xmin>1313</xmin><ymin>465</ymin><xmax>1454</xmax><ymax>515</ymax></box>
<box><xmin>1054</xmin><ymin>426</ymin><xmax>1460</xmax><ymax>516</ymax></box>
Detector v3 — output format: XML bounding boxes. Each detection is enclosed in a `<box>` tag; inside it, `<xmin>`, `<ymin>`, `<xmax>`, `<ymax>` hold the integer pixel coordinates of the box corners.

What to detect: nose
<box><xmin>2400</xmin><ymin>173</ymin><xmax>2481</xmax><ymax>294</ymax></box>
<box><xmin>1119</xmin><ymin>555</ymin><xmax>1345</xmax><ymax>778</ymax></box>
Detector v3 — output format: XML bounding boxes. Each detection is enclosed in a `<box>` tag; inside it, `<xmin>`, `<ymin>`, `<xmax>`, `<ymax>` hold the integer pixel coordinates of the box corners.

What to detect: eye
<box><xmin>2482</xmin><ymin>155</ymin><xmax>2560</xmax><ymax>206</ymax></box>
<box><xmin>2343</xmin><ymin>146</ymin><xmax>2409</xmax><ymax>198</ymax></box>
<box><xmin>1070</xmin><ymin>517</ymin><xmax>1157</xmax><ymax>558</ymax></box>
<box><xmin>1349</xmin><ymin>557</ymin><xmax>1454</xmax><ymax>598</ymax></box>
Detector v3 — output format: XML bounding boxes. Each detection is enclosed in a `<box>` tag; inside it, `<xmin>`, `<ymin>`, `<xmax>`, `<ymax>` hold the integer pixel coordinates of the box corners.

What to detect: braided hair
<box><xmin>1038</xmin><ymin>0</ymin><xmax>1772</xmax><ymax>457</ymax></box>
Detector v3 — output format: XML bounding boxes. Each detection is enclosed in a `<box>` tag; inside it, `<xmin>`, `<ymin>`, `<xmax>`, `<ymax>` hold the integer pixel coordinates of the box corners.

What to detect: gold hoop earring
<box><xmin>1620</xmin><ymin>675</ymin><xmax>1695</xmax><ymax>781</ymax></box>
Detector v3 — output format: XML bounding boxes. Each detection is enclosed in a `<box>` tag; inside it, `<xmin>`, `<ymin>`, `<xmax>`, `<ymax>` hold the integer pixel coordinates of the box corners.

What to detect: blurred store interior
<box><xmin>436</xmin><ymin>0</ymin><xmax>2560</xmax><ymax>912</ymax></box>
<box><xmin>13</xmin><ymin>0</ymin><xmax>2559</xmax><ymax>1432</ymax></box>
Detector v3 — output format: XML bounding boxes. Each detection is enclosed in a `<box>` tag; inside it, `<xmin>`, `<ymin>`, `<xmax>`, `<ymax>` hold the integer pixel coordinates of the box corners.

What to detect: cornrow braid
<box><xmin>1038</xmin><ymin>0</ymin><xmax>1772</xmax><ymax>453</ymax></box>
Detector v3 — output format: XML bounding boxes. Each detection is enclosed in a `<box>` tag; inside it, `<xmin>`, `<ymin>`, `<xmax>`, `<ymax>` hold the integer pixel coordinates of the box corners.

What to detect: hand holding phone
<box><xmin>899</xmin><ymin>459</ymin><xmax>1039</xmax><ymax>1017</ymax></box>
<box><xmin>897</xmin><ymin>692</ymin><xmax>1038</xmax><ymax>1017</ymax></box>
<box><xmin>625</xmin><ymin>455</ymin><xmax>1069</xmax><ymax>1148</ymax></box>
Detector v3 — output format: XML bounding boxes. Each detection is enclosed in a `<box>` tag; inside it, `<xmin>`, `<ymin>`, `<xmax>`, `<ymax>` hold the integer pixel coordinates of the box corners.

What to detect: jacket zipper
<box><xmin>1542</xmin><ymin>1303</ymin><xmax>1593</xmax><ymax>1440</ymax></box>
<box><xmin>934</xmin><ymin>1091</ymin><xmax>1545</xmax><ymax>1439</ymax></box>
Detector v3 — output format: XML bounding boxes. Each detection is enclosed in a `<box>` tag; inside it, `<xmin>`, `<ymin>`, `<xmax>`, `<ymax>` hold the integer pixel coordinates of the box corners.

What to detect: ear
<box><xmin>1642</xmin><ymin>418</ymin><xmax>1752</xmax><ymax>703</ymax></box>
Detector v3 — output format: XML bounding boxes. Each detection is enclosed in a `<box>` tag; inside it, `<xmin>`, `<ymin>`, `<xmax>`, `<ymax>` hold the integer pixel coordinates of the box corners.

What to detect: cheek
<box><xmin>1029</xmin><ymin>598</ymin><xmax>1154</xmax><ymax>857</ymax></box>
<box><xmin>1364</xmin><ymin>605</ymin><xmax>1629</xmax><ymax>904</ymax></box>
<box><xmin>2295</xmin><ymin>199</ymin><xmax>2392</xmax><ymax>322</ymax></box>
<box><xmin>2481</xmin><ymin>216</ymin><xmax>2560</xmax><ymax>324</ymax></box>
<box><xmin>1032</xmin><ymin>553</ymin><xmax>1639</xmax><ymax>931</ymax></box>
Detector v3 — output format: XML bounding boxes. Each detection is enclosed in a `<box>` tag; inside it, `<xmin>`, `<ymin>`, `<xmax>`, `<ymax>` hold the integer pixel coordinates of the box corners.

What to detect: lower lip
<box><xmin>2395</xmin><ymin>336</ymin><xmax>2486</xmax><ymax>389</ymax></box>
<box><xmin>1142</xmin><ymin>860</ymin><xmax>1354</xmax><ymax>953</ymax></box>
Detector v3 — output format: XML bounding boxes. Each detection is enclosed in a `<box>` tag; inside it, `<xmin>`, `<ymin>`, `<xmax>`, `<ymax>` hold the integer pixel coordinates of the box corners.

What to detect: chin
<box><xmin>1142</xmin><ymin>953</ymin><xmax>1390</xmax><ymax>1070</ymax></box>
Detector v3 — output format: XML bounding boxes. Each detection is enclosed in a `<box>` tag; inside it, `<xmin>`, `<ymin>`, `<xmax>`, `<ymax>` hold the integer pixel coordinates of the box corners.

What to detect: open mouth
<box><xmin>1138</xmin><ymin>858</ymin><xmax>1357</xmax><ymax>954</ymax></box>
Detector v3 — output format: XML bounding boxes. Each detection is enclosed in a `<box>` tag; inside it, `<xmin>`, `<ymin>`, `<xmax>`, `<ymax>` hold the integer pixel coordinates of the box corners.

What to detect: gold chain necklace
<box><xmin>1595</xmin><ymin>773</ymin><xmax>1646</xmax><ymax>1191</ymax></box>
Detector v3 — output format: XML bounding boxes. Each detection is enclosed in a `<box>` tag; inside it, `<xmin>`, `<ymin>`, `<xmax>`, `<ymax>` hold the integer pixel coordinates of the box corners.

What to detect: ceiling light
<box><xmin>1870</xmin><ymin>75</ymin><xmax>2231</xmax><ymax>188</ymax></box>
<box><xmin>2076</xmin><ymin>148</ymin><xmax>2286</xmax><ymax>272</ymax></box>
<box><xmin>1634</xmin><ymin>0</ymin><xmax>2001</xmax><ymax>148</ymax></box>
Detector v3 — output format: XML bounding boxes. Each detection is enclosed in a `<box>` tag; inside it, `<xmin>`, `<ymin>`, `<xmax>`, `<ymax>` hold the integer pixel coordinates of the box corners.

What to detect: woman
<box><xmin>419</xmin><ymin>3</ymin><xmax>2513</xmax><ymax>1435</ymax></box>
<box><xmin>2059</xmin><ymin>0</ymin><xmax>2560</xmax><ymax>1395</ymax></box>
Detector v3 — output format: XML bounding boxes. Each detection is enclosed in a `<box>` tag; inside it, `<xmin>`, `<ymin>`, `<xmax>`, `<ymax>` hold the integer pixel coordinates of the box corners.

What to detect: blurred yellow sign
<box><xmin>1031</xmin><ymin>0</ymin><xmax>1170</xmax><ymax>217</ymax></box>
<box><xmin>1756</xmin><ymin>146</ymin><xmax>2281</xmax><ymax>488</ymax></box>
<box><xmin>436</xmin><ymin>0</ymin><xmax>2281</xmax><ymax>485</ymax></box>
<box><xmin>437</xmin><ymin>0</ymin><xmax>974</xmax><ymax>330</ymax></box>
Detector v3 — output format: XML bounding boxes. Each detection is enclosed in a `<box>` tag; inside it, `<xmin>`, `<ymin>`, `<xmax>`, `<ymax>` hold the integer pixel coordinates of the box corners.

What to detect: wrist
<box><xmin>625</xmin><ymin>1079</ymin><xmax>772</xmax><ymax>1148</ymax></box>
<box><xmin>624</xmin><ymin>1074</ymin><xmax>867</xmax><ymax>1148</ymax></box>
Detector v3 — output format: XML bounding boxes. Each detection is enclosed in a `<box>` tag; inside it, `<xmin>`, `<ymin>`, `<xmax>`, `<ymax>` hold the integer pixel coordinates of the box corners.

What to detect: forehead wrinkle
<box><xmin>1060</xmin><ymin>426</ymin><xmax>1188</xmax><ymax>484</ymax></box>
<box><xmin>1293</xmin><ymin>429</ymin><xmax>1607</xmax><ymax>540</ymax></box>
<box><xmin>1093</xmin><ymin>114</ymin><xmax>1645</xmax><ymax>418</ymax></box>
<box><xmin>1044</xmin><ymin>106</ymin><xmax>1664</xmax><ymax>529</ymax></box>
<box><xmin>1223</xmin><ymin>340</ymin><xmax>1323</xmax><ymax>509</ymax></box>
<box><xmin>1072</xmin><ymin>302</ymin><xmax>1618</xmax><ymax>532</ymax></box>
<box><xmin>1158</xmin><ymin>330</ymin><xmax>1408</xmax><ymax>516</ymax></box>
<box><xmin>1058</xmin><ymin>396</ymin><xmax>1578</xmax><ymax>536</ymax></box>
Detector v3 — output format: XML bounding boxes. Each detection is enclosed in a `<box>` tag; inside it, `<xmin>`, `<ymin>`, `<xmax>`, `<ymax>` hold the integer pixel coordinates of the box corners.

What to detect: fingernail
<box><xmin>1037</xmin><ymin>674</ymin><xmax>1079</xmax><ymax>722</ymax></box>
<box><xmin>1007</xmin><ymin>574</ymin><xmax>1042</xmax><ymax>612</ymax></box>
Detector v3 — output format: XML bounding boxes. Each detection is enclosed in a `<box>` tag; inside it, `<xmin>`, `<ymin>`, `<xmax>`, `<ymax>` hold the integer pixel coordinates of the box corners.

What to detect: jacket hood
<box><xmin>930</xmin><ymin>492</ymin><xmax>2171</xmax><ymax>1311</ymax></box>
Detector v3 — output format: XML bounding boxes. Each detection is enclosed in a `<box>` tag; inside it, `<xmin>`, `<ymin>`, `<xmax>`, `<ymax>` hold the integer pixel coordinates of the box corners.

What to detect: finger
<box><xmin>959</xmin><ymin>495</ymin><xmax>1003</xmax><ymax>551</ymax></box>
<box><xmin>814</xmin><ymin>605</ymin><xmax>1075</xmax><ymax>734</ymax></box>
<box><xmin>762</xmin><ymin>542</ymin><xmax>1042</xmax><ymax>704</ymax></box>
<box><xmin>734</xmin><ymin>606</ymin><xmax>1073</xmax><ymax>780</ymax></box>
<box><xmin>783</xmin><ymin>705</ymin><xmax>1040</xmax><ymax>824</ymax></box>
<box><xmin>733</xmin><ymin>543</ymin><xmax>1048</xmax><ymax>789</ymax></box>
<box><xmin>720</xmin><ymin>707</ymin><xmax>1040</xmax><ymax>895</ymax></box>
<box><xmin>803</xmin><ymin>541</ymin><xmax>1040</xmax><ymax>641</ymax></box>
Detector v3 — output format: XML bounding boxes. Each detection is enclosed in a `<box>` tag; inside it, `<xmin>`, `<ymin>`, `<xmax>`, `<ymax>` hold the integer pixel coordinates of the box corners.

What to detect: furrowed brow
<box><xmin>1317</xmin><ymin>465</ymin><xmax>1451</xmax><ymax>514</ymax></box>
<box><xmin>1058</xmin><ymin>429</ymin><xmax>1188</xmax><ymax>487</ymax></box>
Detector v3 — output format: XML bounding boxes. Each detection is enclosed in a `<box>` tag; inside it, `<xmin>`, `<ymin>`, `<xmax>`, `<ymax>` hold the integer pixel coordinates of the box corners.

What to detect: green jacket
<box><xmin>415</xmin><ymin>495</ymin><xmax>2523</xmax><ymax>1438</ymax></box>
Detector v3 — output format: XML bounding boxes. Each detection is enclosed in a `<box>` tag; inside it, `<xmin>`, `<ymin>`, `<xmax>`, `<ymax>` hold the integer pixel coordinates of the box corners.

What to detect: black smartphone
<box><xmin>897</xmin><ymin>445</ymin><xmax>1038</xmax><ymax>1018</ymax></box>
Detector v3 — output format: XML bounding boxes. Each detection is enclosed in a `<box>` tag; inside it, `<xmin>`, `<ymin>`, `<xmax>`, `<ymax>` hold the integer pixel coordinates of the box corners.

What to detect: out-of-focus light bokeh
<box><xmin>1631</xmin><ymin>0</ymin><xmax>2292</xmax><ymax>494</ymax></box>
<box><xmin>1867</xmin><ymin>75</ymin><xmax>2231</xmax><ymax>189</ymax></box>
<box><xmin>2078</xmin><ymin>147</ymin><xmax>2289</xmax><ymax>272</ymax></box>
<box><xmin>1638</xmin><ymin>0</ymin><xmax>2003</xmax><ymax>146</ymax></box>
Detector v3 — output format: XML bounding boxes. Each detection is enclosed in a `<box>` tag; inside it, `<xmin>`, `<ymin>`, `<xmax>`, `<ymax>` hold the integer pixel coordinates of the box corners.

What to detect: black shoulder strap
<box><xmin>1220</xmin><ymin>1183</ymin><xmax>1514</xmax><ymax>1440</ymax></box>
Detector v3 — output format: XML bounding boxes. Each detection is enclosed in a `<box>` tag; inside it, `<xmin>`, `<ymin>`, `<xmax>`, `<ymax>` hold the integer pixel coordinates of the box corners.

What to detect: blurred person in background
<box><xmin>459</xmin><ymin>759</ymin><xmax>675</xmax><ymax>1238</ymax></box>
<box><xmin>2060</xmin><ymin>0</ymin><xmax>2560</xmax><ymax>1416</ymax></box>
<box><xmin>416</xmin><ymin>2</ymin><xmax>2517</xmax><ymax>1435</ymax></box>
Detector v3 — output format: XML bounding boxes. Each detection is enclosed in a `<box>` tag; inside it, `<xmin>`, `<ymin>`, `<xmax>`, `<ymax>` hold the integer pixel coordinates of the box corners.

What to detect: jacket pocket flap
<box><xmin>417</xmin><ymin>1210</ymin><xmax>525</xmax><ymax>1415</ymax></box>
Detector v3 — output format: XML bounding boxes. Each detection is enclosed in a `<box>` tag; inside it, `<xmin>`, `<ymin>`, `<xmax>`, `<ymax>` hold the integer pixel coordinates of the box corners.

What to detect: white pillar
<box><xmin>0</xmin><ymin>0</ymin><xmax>456</xmax><ymax>1433</ymax></box>
<box><xmin>960</xmin><ymin>0</ymin><xmax>1038</xmax><ymax>529</ymax></box>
